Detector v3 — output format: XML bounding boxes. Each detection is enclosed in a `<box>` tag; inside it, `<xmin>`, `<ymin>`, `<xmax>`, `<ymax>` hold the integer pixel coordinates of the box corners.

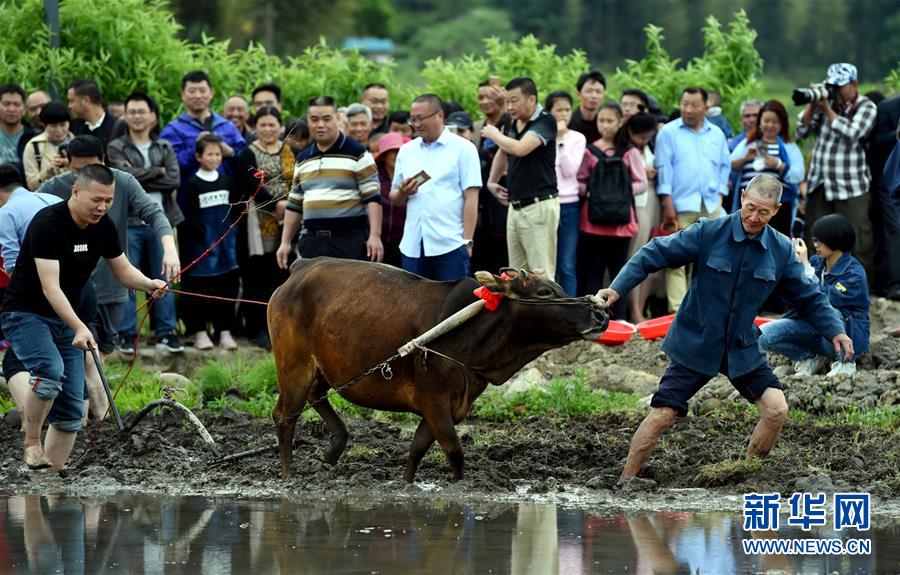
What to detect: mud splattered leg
<box><xmin>310</xmin><ymin>377</ymin><xmax>349</xmax><ymax>465</ymax></box>
<box><xmin>403</xmin><ymin>418</ymin><xmax>436</xmax><ymax>483</ymax></box>
<box><xmin>422</xmin><ymin>408</ymin><xmax>464</xmax><ymax>481</ymax></box>
<box><xmin>619</xmin><ymin>407</ymin><xmax>677</xmax><ymax>484</ymax></box>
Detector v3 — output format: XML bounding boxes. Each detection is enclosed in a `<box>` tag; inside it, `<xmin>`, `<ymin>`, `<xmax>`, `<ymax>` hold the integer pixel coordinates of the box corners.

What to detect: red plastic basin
<box><xmin>596</xmin><ymin>320</ymin><xmax>637</xmax><ymax>346</ymax></box>
<box><xmin>754</xmin><ymin>316</ymin><xmax>775</xmax><ymax>327</ymax></box>
<box><xmin>636</xmin><ymin>314</ymin><xmax>675</xmax><ymax>340</ymax></box>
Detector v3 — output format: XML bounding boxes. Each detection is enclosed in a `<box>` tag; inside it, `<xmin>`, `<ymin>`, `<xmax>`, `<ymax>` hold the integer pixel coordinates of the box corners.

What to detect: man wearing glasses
<box><xmin>361</xmin><ymin>83</ymin><xmax>391</xmax><ymax>137</ymax></box>
<box><xmin>389</xmin><ymin>94</ymin><xmax>481</xmax><ymax>281</ymax></box>
<box><xmin>107</xmin><ymin>92</ymin><xmax>185</xmax><ymax>354</ymax></box>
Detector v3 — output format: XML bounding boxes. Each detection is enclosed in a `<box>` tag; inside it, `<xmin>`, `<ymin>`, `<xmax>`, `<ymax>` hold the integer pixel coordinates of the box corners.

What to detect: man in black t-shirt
<box><xmin>481</xmin><ymin>77</ymin><xmax>560</xmax><ymax>278</ymax></box>
<box><xmin>1</xmin><ymin>164</ymin><xmax>167</xmax><ymax>470</ymax></box>
<box><xmin>568</xmin><ymin>70</ymin><xmax>606</xmax><ymax>144</ymax></box>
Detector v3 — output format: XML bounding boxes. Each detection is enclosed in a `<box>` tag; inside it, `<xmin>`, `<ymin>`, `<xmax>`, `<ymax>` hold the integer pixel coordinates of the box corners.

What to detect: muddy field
<box><xmin>0</xmin><ymin>300</ymin><xmax>897</xmax><ymax>510</ymax></box>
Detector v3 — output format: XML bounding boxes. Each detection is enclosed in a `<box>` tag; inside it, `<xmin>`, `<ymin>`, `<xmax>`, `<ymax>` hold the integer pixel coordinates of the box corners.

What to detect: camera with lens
<box><xmin>792</xmin><ymin>83</ymin><xmax>836</xmax><ymax>106</ymax></box>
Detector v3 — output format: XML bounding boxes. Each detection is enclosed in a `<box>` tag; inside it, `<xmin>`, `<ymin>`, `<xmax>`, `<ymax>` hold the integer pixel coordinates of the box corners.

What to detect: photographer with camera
<box><xmin>796</xmin><ymin>63</ymin><xmax>877</xmax><ymax>280</ymax></box>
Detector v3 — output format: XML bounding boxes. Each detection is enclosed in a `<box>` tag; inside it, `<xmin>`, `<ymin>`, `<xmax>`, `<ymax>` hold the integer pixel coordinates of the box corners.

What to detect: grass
<box><xmin>472</xmin><ymin>371</ymin><xmax>642</xmax><ymax>421</ymax></box>
<box><xmin>102</xmin><ymin>362</ymin><xmax>201</xmax><ymax>412</ymax></box>
<box><xmin>816</xmin><ymin>404</ymin><xmax>900</xmax><ymax>431</ymax></box>
<box><xmin>695</xmin><ymin>457</ymin><xmax>764</xmax><ymax>486</ymax></box>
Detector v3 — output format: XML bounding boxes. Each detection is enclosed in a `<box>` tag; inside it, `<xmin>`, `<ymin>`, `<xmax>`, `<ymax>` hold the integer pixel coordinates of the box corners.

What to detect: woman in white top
<box><xmin>546</xmin><ymin>90</ymin><xmax>586</xmax><ymax>296</ymax></box>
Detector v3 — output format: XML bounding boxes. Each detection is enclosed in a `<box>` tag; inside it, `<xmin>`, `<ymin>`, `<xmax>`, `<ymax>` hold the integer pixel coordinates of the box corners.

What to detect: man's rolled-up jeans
<box><xmin>1</xmin><ymin>311</ymin><xmax>85</xmax><ymax>432</ymax></box>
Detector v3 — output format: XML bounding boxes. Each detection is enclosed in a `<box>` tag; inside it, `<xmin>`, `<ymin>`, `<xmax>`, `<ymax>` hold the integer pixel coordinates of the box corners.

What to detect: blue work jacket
<box><xmin>610</xmin><ymin>212</ymin><xmax>845</xmax><ymax>378</ymax></box>
<box><xmin>805</xmin><ymin>253</ymin><xmax>870</xmax><ymax>355</ymax></box>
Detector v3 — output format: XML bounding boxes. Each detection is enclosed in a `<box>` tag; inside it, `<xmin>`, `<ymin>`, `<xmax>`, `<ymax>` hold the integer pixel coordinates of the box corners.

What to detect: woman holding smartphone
<box><xmin>22</xmin><ymin>101</ymin><xmax>73</xmax><ymax>190</ymax></box>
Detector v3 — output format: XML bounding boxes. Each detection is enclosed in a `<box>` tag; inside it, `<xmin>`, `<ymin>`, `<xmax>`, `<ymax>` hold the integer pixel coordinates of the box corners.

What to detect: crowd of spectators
<box><xmin>0</xmin><ymin>60</ymin><xmax>897</xmax><ymax>363</ymax></box>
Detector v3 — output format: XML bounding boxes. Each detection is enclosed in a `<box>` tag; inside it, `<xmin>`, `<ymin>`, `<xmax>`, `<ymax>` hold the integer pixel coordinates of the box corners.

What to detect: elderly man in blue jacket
<box><xmin>598</xmin><ymin>174</ymin><xmax>854</xmax><ymax>484</ymax></box>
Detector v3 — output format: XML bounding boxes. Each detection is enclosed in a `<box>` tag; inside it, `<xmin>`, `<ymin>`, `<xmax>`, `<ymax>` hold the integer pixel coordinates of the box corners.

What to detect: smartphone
<box><xmin>412</xmin><ymin>170</ymin><xmax>431</xmax><ymax>186</ymax></box>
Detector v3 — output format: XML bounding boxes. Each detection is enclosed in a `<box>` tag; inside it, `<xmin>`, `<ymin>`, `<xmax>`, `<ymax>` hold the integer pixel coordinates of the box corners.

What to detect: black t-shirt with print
<box><xmin>505</xmin><ymin>108</ymin><xmax>558</xmax><ymax>201</ymax></box>
<box><xmin>2</xmin><ymin>201</ymin><xmax>122</xmax><ymax>317</ymax></box>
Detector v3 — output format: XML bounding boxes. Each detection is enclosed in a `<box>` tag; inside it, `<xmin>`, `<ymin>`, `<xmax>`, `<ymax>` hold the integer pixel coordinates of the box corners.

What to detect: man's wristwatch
<box><xmin>464</xmin><ymin>238</ymin><xmax>474</xmax><ymax>249</ymax></box>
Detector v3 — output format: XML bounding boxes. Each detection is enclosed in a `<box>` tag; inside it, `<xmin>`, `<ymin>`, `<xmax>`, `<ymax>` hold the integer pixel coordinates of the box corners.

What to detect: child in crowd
<box><xmin>177</xmin><ymin>134</ymin><xmax>241</xmax><ymax>350</ymax></box>
<box><xmin>576</xmin><ymin>103</ymin><xmax>648</xmax><ymax>319</ymax></box>
<box><xmin>759</xmin><ymin>214</ymin><xmax>870</xmax><ymax>376</ymax></box>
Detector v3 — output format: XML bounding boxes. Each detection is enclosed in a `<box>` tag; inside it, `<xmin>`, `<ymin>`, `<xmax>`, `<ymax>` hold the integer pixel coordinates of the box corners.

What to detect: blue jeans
<box><xmin>555</xmin><ymin>201</ymin><xmax>579</xmax><ymax>296</ymax></box>
<box><xmin>402</xmin><ymin>244</ymin><xmax>470</xmax><ymax>281</ymax></box>
<box><xmin>759</xmin><ymin>318</ymin><xmax>835</xmax><ymax>361</ymax></box>
<box><xmin>1</xmin><ymin>311</ymin><xmax>85</xmax><ymax>432</ymax></box>
<box><xmin>119</xmin><ymin>224</ymin><xmax>176</xmax><ymax>338</ymax></box>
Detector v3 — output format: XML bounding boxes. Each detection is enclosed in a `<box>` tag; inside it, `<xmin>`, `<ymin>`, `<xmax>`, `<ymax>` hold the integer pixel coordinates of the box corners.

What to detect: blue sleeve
<box><xmin>717</xmin><ymin>135</ymin><xmax>731</xmax><ymax>194</ymax></box>
<box><xmin>160</xmin><ymin>122</ymin><xmax>196</xmax><ymax>172</ymax></box>
<box><xmin>0</xmin><ymin>209</ymin><xmax>20</xmax><ymax>271</ymax></box>
<box><xmin>778</xmin><ymin>251</ymin><xmax>845</xmax><ymax>339</ymax></box>
<box><xmin>784</xmin><ymin>143</ymin><xmax>805</xmax><ymax>185</ymax></box>
<box><xmin>609</xmin><ymin>221</ymin><xmax>704</xmax><ymax>296</ymax></box>
<box><xmin>654</xmin><ymin>128</ymin><xmax>674</xmax><ymax>196</ymax></box>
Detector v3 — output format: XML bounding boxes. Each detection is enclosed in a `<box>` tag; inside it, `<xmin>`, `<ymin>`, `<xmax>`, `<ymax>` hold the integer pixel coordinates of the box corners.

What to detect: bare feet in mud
<box><xmin>24</xmin><ymin>445</ymin><xmax>50</xmax><ymax>470</ymax></box>
<box><xmin>615</xmin><ymin>477</ymin><xmax>658</xmax><ymax>494</ymax></box>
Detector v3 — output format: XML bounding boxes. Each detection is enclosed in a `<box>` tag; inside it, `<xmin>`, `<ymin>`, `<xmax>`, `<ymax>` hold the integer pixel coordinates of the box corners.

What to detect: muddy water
<box><xmin>0</xmin><ymin>492</ymin><xmax>896</xmax><ymax>575</ymax></box>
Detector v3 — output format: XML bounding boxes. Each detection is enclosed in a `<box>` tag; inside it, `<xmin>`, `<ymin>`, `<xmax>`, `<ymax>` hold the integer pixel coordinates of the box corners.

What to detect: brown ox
<box><xmin>268</xmin><ymin>258</ymin><xmax>609</xmax><ymax>481</ymax></box>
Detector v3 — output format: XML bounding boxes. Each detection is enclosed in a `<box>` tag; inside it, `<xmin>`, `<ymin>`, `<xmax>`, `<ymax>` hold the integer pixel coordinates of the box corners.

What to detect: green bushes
<box><xmin>613</xmin><ymin>10</ymin><xmax>764</xmax><ymax>127</ymax></box>
<box><xmin>0</xmin><ymin>0</ymin><xmax>402</xmax><ymax>121</ymax></box>
<box><xmin>420</xmin><ymin>35</ymin><xmax>590</xmax><ymax>113</ymax></box>
<box><xmin>1</xmin><ymin>0</ymin><xmax>787</xmax><ymax>126</ymax></box>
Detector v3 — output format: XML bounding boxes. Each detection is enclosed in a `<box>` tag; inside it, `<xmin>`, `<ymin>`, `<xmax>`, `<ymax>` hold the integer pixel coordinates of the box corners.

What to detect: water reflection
<box><xmin>0</xmin><ymin>492</ymin><xmax>894</xmax><ymax>574</ymax></box>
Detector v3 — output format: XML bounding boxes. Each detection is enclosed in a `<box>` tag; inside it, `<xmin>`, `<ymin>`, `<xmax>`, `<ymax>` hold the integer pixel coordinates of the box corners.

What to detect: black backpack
<box><xmin>585</xmin><ymin>144</ymin><xmax>633</xmax><ymax>226</ymax></box>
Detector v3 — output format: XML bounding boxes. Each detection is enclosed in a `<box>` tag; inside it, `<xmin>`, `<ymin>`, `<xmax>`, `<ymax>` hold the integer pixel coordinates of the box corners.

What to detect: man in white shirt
<box><xmin>390</xmin><ymin>94</ymin><xmax>481</xmax><ymax>281</ymax></box>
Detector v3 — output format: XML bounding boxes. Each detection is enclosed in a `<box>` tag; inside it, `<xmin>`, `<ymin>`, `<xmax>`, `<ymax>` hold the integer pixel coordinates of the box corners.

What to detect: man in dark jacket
<box><xmin>67</xmin><ymin>79</ymin><xmax>125</xmax><ymax>146</ymax></box>
<box><xmin>598</xmin><ymin>175</ymin><xmax>854</xmax><ymax>485</ymax></box>
<box><xmin>107</xmin><ymin>92</ymin><xmax>185</xmax><ymax>353</ymax></box>
<box><xmin>868</xmin><ymin>95</ymin><xmax>900</xmax><ymax>299</ymax></box>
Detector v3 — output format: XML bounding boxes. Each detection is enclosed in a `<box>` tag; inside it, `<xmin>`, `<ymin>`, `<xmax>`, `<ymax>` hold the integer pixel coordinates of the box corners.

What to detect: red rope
<box><xmin>167</xmin><ymin>287</ymin><xmax>269</xmax><ymax>306</ymax></box>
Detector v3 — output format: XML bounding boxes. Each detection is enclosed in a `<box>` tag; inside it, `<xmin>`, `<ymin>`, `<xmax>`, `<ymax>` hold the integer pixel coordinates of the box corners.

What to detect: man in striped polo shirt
<box><xmin>276</xmin><ymin>96</ymin><xmax>383</xmax><ymax>269</ymax></box>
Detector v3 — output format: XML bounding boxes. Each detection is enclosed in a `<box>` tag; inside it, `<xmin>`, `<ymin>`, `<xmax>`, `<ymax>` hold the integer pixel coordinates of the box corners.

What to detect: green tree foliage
<box><xmin>406</xmin><ymin>8</ymin><xmax>516</xmax><ymax>63</ymax></box>
<box><xmin>421</xmin><ymin>35</ymin><xmax>590</xmax><ymax>113</ymax></box>
<box><xmin>352</xmin><ymin>0</ymin><xmax>396</xmax><ymax>38</ymax></box>
<box><xmin>0</xmin><ymin>0</ymin><xmax>408</xmax><ymax>121</ymax></box>
<box><xmin>614</xmin><ymin>11</ymin><xmax>764</xmax><ymax>126</ymax></box>
<box><xmin>4</xmin><ymin>0</ymin><xmax>896</xmax><ymax>126</ymax></box>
